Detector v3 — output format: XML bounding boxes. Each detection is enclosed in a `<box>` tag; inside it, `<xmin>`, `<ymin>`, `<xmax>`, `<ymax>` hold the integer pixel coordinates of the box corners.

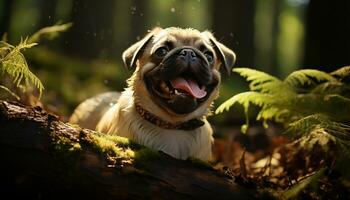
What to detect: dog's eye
<box><xmin>204</xmin><ymin>51</ymin><xmax>214</xmax><ymax>63</ymax></box>
<box><xmin>155</xmin><ymin>47</ymin><xmax>169</xmax><ymax>58</ymax></box>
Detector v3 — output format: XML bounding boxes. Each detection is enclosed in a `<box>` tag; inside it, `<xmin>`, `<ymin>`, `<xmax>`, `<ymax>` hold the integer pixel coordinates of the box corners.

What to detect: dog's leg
<box><xmin>69</xmin><ymin>92</ymin><xmax>120</xmax><ymax>130</ymax></box>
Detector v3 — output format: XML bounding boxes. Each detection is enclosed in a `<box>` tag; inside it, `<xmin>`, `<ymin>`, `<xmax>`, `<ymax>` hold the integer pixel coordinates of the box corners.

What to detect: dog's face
<box><xmin>122</xmin><ymin>27</ymin><xmax>235</xmax><ymax>122</ymax></box>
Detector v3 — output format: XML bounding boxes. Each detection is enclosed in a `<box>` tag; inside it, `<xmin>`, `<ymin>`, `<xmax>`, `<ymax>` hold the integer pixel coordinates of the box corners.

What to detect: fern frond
<box><xmin>218</xmin><ymin>66</ymin><xmax>350</xmax><ymax>130</ymax></box>
<box><xmin>215</xmin><ymin>91</ymin><xmax>272</xmax><ymax>114</ymax></box>
<box><xmin>233</xmin><ymin>68</ymin><xmax>285</xmax><ymax>93</ymax></box>
<box><xmin>284</xmin><ymin>114</ymin><xmax>329</xmax><ymax>136</ymax></box>
<box><xmin>311</xmin><ymin>82</ymin><xmax>346</xmax><ymax>95</ymax></box>
<box><xmin>324</xmin><ymin>121</ymin><xmax>350</xmax><ymax>142</ymax></box>
<box><xmin>0</xmin><ymin>40</ymin><xmax>14</xmax><ymax>48</ymax></box>
<box><xmin>216</xmin><ymin>91</ymin><xmax>284</xmax><ymax>133</ymax></box>
<box><xmin>322</xmin><ymin>94</ymin><xmax>350</xmax><ymax>120</ymax></box>
<box><xmin>28</xmin><ymin>22</ymin><xmax>73</xmax><ymax>43</ymax></box>
<box><xmin>17</xmin><ymin>37</ymin><xmax>38</xmax><ymax>49</ymax></box>
<box><xmin>285</xmin><ymin>114</ymin><xmax>350</xmax><ymax>140</ymax></box>
<box><xmin>331</xmin><ymin>65</ymin><xmax>350</xmax><ymax>80</ymax></box>
<box><xmin>286</xmin><ymin>114</ymin><xmax>350</xmax><ymax>178</ymax></box>
<box><xmin>284</xmin><ymin>69</ymin><xmax>337</xmax><ymax>87</ymax></box>
<box><xmin>218</xmin><ymin>65</ymin><xmax>350</xmax><ymax>183</ymax></box>
<box><xmin>0</xmin><ymin>23</ymin><xmax>72</xmax><ymax>100</ymax></box>
<box><xmin>0</xmin><ymin>38</ymin><xmax>43</xmax><ymax>97</ymax></box>
<box><xmin>257</xmin><ymin>106</ymin><xmax>290</xmax><ymax>123</ymax></box>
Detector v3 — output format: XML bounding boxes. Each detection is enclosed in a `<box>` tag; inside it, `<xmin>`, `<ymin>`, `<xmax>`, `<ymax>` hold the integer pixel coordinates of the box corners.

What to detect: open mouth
<box><xmin>154</xmin><ymin>76</ymin><xmax>206</xmax><ymax>99</ymax></box>
<box><xmin>145</xmin><ymin>72</ymin><xmax>218</xmax><ymax>114</ymax></box>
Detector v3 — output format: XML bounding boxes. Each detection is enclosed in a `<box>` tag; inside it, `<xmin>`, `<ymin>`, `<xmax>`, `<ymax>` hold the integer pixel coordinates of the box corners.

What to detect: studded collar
<box><xmin>134</xmin><ymin>104</ymin><xmax>205</xmax><ymax>130</ymax></box>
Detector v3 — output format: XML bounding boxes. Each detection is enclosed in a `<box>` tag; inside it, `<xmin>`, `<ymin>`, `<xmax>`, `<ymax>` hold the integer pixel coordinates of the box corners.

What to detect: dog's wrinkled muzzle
<box><xmin>148</xmin><ymin>47</ymin><xmax>212</xmax><ymax>86</ymax></box>
<box><xmin>145</xmin><ymin>47</ymin><xmax>218</xmax><ymax>114</ymax></box>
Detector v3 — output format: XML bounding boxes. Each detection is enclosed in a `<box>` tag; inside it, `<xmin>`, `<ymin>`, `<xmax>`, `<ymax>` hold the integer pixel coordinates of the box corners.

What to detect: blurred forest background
<box><xmin>0</xmin><ymin>0</ymin><xmax>349</xmax><ymax>134</ymax></box>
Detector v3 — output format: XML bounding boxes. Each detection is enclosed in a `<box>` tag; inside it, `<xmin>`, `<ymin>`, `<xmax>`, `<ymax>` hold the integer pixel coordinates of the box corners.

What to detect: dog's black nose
<box><xmin>179</xmin><ymin>48</ymin><xmax>197</xmax><ymax>62</ymax></box>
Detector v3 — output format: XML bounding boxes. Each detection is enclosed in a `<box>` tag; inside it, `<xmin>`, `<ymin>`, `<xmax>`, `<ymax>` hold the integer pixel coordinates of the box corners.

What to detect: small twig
<box><xmin>295</xmin><ymin>172</ymin><xmax>317</xmax><ymax>183</ymax></box>
<box><xmin>239</xmin><ymin>149</ymin><xmax>247</xmax><ymax>179</ymax></box>
<box><xmin>287</xmin><ymin>176</ymin><xmax>293</xmax><ymax>187</ymax></box>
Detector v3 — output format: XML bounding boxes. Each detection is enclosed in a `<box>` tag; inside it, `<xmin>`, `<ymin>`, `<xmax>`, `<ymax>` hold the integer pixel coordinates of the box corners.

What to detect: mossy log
<box><xmin>0</xmin><ymin>101</ymin><xmax>263</xmax><ymax>200</ymax></box>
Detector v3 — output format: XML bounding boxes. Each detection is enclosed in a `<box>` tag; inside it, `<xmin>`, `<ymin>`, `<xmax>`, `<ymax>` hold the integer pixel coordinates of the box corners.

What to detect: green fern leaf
<box><xmin>311</xmin><ymin>82</ymin><xmax>345</xmax><ymax>95</ymax></box>
<box><xmin>322</xmin><ymin>94</ymin><xmax>350</xmax><ymax>120</ymax></box>
<box><xmin>29</xmin><ymin>22</ymin><xmax>73</xmax><ymax>43</ymax></box>
<box><xmin>215</xmin><ymin>91</ymin><xmax>271</xmax><ymax>114</ymax></box>
<box><xmin>257</xmin><ymin>106</ymin><xmax>289</xmax><ymax>123</ymax></box>
<box><xmin>285</xmin><ymin>113</ymin><xmax>350</xmax><ymax>140</ymax></box>
<box><xmin>0</xmin><ymin>23</ymin><xmax>72</xmax><ymax>99</ymax></box>
<box><xmin>233</xmin><ymin>68</ymin><xmax>285</xmax><ymax>93</ymax></box>
<box><xmin>0</xmin><ymin>37</ymin><xmax>44</xmax><ymax>97</ymax></box>
<box><xmin>285</xmin><ymin>114</ymin><xmax>330</xmax><ymax>136</ymax></box>
<box><xmin>216</xmin><ymin>91</ymin><xmax>278</xmax><ymax>133</ymax></box>
<box><xmin>331</xmin><ymin>65</ymin><xmax>350</xmax><ymax>80</ymax></box>
<box><xmin>284</xmin><ymin>69</ymin><xmax>337</xmax><ymax>87</ymax></box>
<box><xmin>217</xmin><ymin>65</ymin><xmax>350</xmax><ymax>182</ymax></box>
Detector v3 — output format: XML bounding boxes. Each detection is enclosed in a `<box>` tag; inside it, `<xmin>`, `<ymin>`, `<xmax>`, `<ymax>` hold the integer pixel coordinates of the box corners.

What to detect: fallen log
<box><xmin>0</xmin><ymin>101</ymin><xmax>267</xmax><ymax>199</ymax></box>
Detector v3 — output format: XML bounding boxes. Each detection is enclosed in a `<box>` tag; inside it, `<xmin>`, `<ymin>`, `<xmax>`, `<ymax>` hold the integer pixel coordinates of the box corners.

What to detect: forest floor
<box><xmin>1</xmin><ymin>99</ymin><xmax>350</xmax><ymax>199</ymax></box>
<box><xmin>212</xmin><ymin>126</ymin><xmax>350</xmax><ymax>199</ymax></box>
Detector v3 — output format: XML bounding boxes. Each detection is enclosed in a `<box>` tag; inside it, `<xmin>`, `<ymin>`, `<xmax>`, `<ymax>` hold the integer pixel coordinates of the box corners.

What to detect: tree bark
<box><xmin>0</xmin><ymin>101</ymin><xmax>264</xmax><ymax>200</ymax></box>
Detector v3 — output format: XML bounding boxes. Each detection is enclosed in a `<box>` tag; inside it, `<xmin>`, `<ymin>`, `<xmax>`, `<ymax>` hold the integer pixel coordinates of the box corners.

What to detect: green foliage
<box><xmin>331</xmin><ymin>66</ymin><xmax>350</xmax><ymax>80</ymax></box>
<box><xmin>216</xmin><ymin>66</ymin><xmax>350</xmax><ymax>196</ymax></box>
<box><xmin>233</xmin><ymin>68</ymin><xmax>286</xmax><ymax>93</ymax></box>
<box><xmin>216</xmin><ymin>66</ymin><xmax>350</xmax><ymax>130</ymax></box>
<box><xmin>284</xmin><ymin>69</ymin><xmax>336</xmax><ymax>87</ymax></box>
<box><xmin>28</xmin><ymin>22</ymin><xmax>73</xmax><ymax>43</ymax></box>
<box><xmin>0</xmin><ymin>23</ymin><xmax>71</xmax><ymax>99</ymax></box>
<box><xmin>0</xmin><ymin>37</ymin><xmax>43</xmax><ymax>97</ymax></box>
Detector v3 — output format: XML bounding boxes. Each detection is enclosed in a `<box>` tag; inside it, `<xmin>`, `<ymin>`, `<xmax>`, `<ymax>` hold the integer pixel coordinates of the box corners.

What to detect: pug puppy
<box><xmin>69</xmin><ymin>27</ymin><xmax>235</xmax><ymax>161</ymax></box>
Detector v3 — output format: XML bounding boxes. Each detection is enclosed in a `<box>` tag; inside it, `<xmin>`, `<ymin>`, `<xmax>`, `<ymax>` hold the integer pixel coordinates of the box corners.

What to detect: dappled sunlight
<box><xmin>0</xmin><ymin>0</ymin><xmax>349</xmax><ymax>198</ymax></box>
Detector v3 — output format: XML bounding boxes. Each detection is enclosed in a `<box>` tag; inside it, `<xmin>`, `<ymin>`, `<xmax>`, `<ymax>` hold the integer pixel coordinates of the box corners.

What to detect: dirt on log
<box><xmin>0</xmin><ymin>101</ymin><xmax>267</xmax><ymax>200</ymax></box>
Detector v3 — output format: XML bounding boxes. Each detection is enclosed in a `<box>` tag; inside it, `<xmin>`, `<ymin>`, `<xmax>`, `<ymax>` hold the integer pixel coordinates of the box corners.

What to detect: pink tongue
<box><xmin>170</xmin><ymin>77</ymin><xmax>207</xmax><ymax>99</ymax></box>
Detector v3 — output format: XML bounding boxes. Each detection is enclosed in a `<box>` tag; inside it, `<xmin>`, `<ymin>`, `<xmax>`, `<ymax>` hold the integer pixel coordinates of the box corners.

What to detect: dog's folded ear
<box><xmin>202</xmin><ymin>31</ymin><xmax>236</xmax><ymax>75</ymax></box>
<box><xmin>122</xmin><ymin>27</ymin><xmax>162</xmax><ymax>70</ymax></box>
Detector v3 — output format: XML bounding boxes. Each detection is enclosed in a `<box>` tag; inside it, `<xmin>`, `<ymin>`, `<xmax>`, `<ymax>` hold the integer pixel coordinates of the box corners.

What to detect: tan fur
<box><xmin>70</xmin><ymin>27</ymin><xmax>235</xmax><ymax>161</ymax></box>
<box><xmin>96</xmin><ymin>88</ymin><xmax>213</xmax><ymax>160</ymax></box>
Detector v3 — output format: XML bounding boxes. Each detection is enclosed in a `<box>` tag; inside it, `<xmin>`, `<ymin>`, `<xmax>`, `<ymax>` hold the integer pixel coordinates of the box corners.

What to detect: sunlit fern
<box><xmin>0</xmin><ymin>22</ymin><xmax>72</xmax><ymax>99</ymax></box>
<box><xmin>286</xmin><ymin>114</ymin><xmax>350</xmax><ymax>155</ymax></box>
<box><xmin>0</xmin><ymin>37</ymin><xmax>43</xmax><ymax>97</ymax></box>
<box><xmin>284</xmin><ymin>69</ymin><xmax>337</xmax><ymax>87</ymax></box>
<box><xmin>216</xmin><ymin>66</ymin><xmax>350</xmax><ymax>131</ymax></box>
<box><xmin>216</xmin><ymin>65</ymin><xmax>350</xmax><ymax>189</ymax></box>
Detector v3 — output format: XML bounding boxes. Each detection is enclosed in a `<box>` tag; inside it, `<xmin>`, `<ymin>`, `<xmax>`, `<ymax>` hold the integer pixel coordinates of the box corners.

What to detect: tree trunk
<box><xmin>0</xmin><ymin>101</ymin><xmax>264</xmax><ymax>199</ymax></box>
<box><xmin>0</xmin><ymin>0</ymin><xmax>14</xmax><ymax>39</ymax></box>
<box><xmin>211</xmin><ymin>0</ymin><xmax>256</xmax><ymax>69</ymax></box>
<box><xmin>303</xmin><ymin>0</ymin><xmax>350</xmax><ymax>72</ymax></box>
<box><xmin>64</xmin><ymin>0</ymin><xmax>116</xmax><ymax>59</ymax></box>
